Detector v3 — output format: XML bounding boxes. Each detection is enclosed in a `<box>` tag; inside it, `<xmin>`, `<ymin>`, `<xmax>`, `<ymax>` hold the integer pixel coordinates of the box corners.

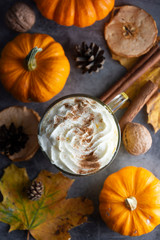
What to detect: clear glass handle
<box><xmin>106</xmin><ymin>92</ymin><xmax>128</xmax><ymax>113</ymax></box>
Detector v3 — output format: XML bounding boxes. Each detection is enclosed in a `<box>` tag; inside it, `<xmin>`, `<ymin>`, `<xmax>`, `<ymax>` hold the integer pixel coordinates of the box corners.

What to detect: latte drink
<box><xmin>38</xmin><ymin>96</ymin><xmax>119</xmax><ymax>175</ymax></box>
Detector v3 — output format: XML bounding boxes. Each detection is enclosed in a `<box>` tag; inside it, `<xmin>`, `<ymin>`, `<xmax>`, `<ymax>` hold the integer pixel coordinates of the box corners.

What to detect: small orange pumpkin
<box><xmin>99</xmin><ymin>166</ymin><xmax>160</xmax><ymax>236</ymax></box>
<box><xmin>0</xmin><ymin>33</ymin><xmax>70</xmax><ymax>102</ymax></box>
<box><xmin>34</xmin><ymin>0</ymin><xmax>115</xmax><ymax>27</ymax></box>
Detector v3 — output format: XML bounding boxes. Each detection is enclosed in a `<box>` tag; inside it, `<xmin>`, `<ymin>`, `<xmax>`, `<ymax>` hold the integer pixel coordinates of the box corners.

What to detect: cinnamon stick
<box><xmin>100</xmin><ymin>46</ymin><xmax>160</xmax><ymax>104</ymax></box>
<box><xmin>119</xmin><ymin>81</ymin><xmax>158</xmax><ymax>132</ymax></box>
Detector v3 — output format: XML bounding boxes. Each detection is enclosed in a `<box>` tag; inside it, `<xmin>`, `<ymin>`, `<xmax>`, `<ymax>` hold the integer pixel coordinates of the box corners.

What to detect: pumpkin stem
<box><xmin>125</xmin><ymin>196</ymin><xmax>137</xmax><ymax>211</ymax></box>
<box><xmin>26</xmin><ymin>47</ymin><xmax>42</xmax><ymax>71</ymax></box>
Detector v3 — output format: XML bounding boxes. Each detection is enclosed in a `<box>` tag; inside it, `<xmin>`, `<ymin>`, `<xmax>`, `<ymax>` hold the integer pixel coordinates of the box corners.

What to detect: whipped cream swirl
<box><xmin>38</xmin><ymin>96</ymin><xmax>119</xmax><ymax>175</ymax></box>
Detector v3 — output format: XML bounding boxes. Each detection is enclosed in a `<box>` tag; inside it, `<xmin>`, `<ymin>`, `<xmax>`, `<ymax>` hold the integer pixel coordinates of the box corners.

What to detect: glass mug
<box><xmin>38</xmin><ymin>93</ymin><xmax>128</xmax><ymax>176</ymax></box>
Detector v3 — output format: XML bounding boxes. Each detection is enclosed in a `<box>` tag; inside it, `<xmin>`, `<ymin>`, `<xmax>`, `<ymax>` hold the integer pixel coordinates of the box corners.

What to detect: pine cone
<box><xmin>27</xmin><ymin>181</ymin><xmax>44</xmax><ymax>201</ymax></box>
<box><xmin>0</xmin><ymin>123</ymin><xmax>29</xmax><ymax>156</ymax></box>
<box><xmin>75</xmin><ymin>42</ymin><xmax>105</xmax><ymax>74</ymax></box>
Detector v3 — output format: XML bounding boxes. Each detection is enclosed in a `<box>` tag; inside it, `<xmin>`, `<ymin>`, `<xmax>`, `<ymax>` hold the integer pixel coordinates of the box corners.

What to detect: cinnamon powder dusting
<box><xmin>80</xmin><ymin>152</ymin><xmax>100</xmax><ymax>169</ymax></box>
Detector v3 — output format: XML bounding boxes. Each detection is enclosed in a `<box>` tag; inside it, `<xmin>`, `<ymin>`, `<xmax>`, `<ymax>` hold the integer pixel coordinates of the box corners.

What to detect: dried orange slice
<box><xmin>104</xmin><ymin>5</ymin><xmax>158</xmax><ymax>58</ymax></box>
<box><xmin>0</xmin><ymin>106</ymin><xmax>40</xmax><ymax>161</ymax></box>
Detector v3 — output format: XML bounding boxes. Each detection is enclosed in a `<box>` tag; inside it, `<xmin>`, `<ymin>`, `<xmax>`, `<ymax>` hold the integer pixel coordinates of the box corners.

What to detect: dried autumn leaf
<box><xmin>146</xmin><ymin>92</ymin><xmax>160</xmax><ymax>133</ymax></box>
<box><xmin>0</xmin><ymin>164</ymin><xmax>93</xmax><ymax>240</ymax></box>
<box><xmin>111</xmin><ymin>52</ymin><xmax>138</xmax><ymax>70</ymax></box>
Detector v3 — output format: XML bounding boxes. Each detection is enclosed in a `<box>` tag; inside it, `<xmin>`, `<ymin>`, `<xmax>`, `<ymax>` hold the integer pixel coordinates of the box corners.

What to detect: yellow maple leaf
<box><xmin>146</xmin><ymin>92</ymin><xmax>160</xmax><ymax>133</ymax></box>
<box><xmin>0</xmin><ymin>164</ymin><xmax>94</xmax><ymax>240</ymax></box>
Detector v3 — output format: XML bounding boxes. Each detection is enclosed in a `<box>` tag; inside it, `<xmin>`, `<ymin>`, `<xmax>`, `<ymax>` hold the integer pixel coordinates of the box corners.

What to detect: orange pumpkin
<box><xmin>0</xmin><ymin>33</ymin><xmax>70</xmax><ymax>102</ymax></box>
<box><xmin>99</xmin><ymin>166</ymin><xmax>160</xmax><ymax>236</ymax></box>
<box><xmin>34</xmin><ymin>0</ymin><xmax>115</xmax><ymax>27</ymax></box>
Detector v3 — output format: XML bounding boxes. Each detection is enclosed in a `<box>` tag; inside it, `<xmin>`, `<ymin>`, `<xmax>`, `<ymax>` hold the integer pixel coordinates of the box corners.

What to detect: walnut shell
<box><xmin>122</xmin><ymin>122</ymin><xmax>152</xmax><ymax>155</ymax></box>
<box><xmin>104</xmin><ymin>5</ymin><xmax>158</xmax><ymax>58</ymax></box>
<box><xmin>5</xmin><ymin>2</ymin><xmax>36</xmax><ymax>32</ymax></box>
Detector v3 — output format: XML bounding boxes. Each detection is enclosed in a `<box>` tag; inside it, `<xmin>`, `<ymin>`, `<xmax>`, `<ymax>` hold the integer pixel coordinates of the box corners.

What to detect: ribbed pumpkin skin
<box><xmin>0</xmin><ymin>33</ymin><xmax>70</xmax><ymax>102</ymax></box>
<box><xmin>34</xmin><ymin>0</ymin><xmax>115</xmax><ymax>27</ymax></box>
<box><xmin>99</xmin><ymin>166</ymin><xmax>160</xmax><ymax>236</ymax></box>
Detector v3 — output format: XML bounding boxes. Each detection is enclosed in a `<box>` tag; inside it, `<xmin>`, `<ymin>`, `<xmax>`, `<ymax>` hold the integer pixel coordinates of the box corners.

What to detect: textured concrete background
<box><xmin>0</xmin><ymin>0</ymin><xmax>159</xmax><ymax>239</ymax></box>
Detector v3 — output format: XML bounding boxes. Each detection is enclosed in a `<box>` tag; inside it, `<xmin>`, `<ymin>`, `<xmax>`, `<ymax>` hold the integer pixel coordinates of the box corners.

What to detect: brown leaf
<box><xmin>0</xmin><ymin>164</ymin><xmax>93</xmax><ymax>240</ymax></box>
<box><xmin>111</xmin><ymin>52</ymin><xmax>138</xmax><ymax>70</ymax></box>
<box><xmin>146</xmin><ymin>92</ymin><xmax>160</xmax><ymax>133</ymax></box>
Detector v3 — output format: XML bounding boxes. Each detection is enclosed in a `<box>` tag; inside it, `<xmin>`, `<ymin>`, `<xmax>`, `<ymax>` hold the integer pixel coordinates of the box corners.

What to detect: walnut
<box><xmin>122</xmin><ymin>122</ymin><xmax>152</xmax><ymax>155</ymax></box>
<box><xmin>5</xmin><ymin>2</ymin><xmax>36</xmax><ymax>32</ymax></box>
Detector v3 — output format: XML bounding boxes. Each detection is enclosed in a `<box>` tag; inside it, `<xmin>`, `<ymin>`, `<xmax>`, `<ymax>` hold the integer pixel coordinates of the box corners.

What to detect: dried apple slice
<box><xmin>104</xmin><ymin>5</ymin><xmax>158</xmax><ymax>58</ymax></box>
<box><xmin>0</xmin><ymin>106</ymin><xmax>40</xmax><ymax>161</ymax></box>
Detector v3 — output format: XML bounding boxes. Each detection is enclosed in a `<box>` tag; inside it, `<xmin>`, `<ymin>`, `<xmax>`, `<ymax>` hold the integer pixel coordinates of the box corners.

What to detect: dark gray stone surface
<box><xmin>0</xmin><ymin>0</ymin><xmax>159</xmax><ymax>239</ymax></box>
